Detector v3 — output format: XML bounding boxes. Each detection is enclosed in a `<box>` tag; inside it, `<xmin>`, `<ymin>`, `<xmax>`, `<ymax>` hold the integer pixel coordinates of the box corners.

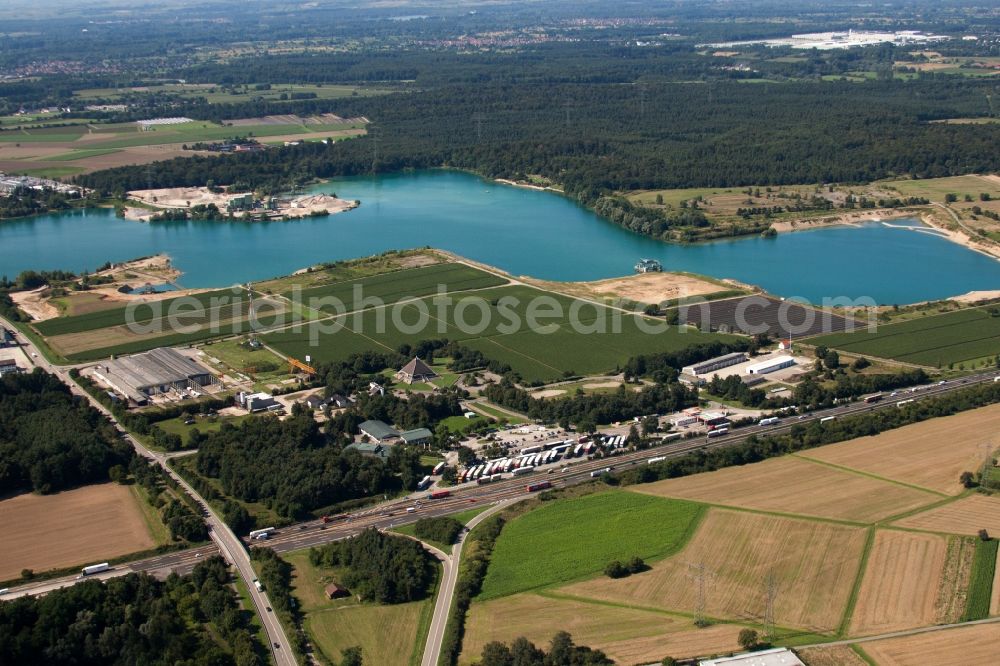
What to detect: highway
<box><xmin>5</xmin><ymin>312</ymin><xmax>999</xmax><ymax>665</ymax></box>
<box><xmin>0</xmin><ymin>316</ymin><xmax>297</xmax><ymax>666</ymax></box>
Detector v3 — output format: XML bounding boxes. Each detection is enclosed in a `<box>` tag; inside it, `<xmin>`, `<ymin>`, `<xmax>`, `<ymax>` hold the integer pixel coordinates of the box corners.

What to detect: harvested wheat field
<box><xmin>630</xmin><ymin>456</ymin><xmax>939</xmax><ymax>523</ymax></box>
<box><xmin>892</xmin><ymin>494</ymin><xmax>1000</xmax><ymax>536</ymax></box>
<box><xmin>860</xmin><ymin>623</ymin><xmax>1000</xmax><ymax>665</ymax></box>
<box><xmin>563</xmin><ymin>509</ymin><xmax>867</xmax><ymax>632</ymax></box>
<box><xmin>848</xmin><ymin>530</ymin><xmax>951</xmax><ymax>636</ymax></box>
<box><xmin>797</xmin><ymin>645</ymin><xmax>869</xmax><ymax>666</ymax></box>
<box><xmin>800</xmin><ymin>403</ymin><xmax>1000</xmax><ymax>495</ymax></box>
<box><xmin>0</xmin><ymin>484</ymin><xmax>156</xmax><ymax>580</ymax></box>
<box><xmin>460</xmin><ymin>593</ymin><xmax>741</xmax><ymax>665</ymax></box>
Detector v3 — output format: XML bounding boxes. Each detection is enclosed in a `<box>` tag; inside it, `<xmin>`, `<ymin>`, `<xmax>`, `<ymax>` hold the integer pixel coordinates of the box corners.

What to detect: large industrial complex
<box><xmin>91</xmin><ymin>348</ymin><xmax>216</xmax><ymax>405</ymax></box>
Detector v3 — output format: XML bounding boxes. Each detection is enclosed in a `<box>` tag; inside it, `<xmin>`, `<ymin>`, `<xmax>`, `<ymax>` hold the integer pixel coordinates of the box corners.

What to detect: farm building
<box><xmin>359</xmin><ymin>419</ymin><xmax>400</xmax><ymax>442</ymax></box>
<box><xmin>682</xmin><ymin>352</ymin><xmax>749</xmax><ymax>376</ymax></box>
<box><xmin>746</xmin><ymin>356</ymin><xmax>796</xmax><ymax>375</ymax></box>
<box><xmin>238</xmin><ymin>391</ymin><xmax>279</xmax><ymax>413</ymax></box>
<box><xmin>395</xmin><ymin>357</ymin><xmax>438</xmax><ymax>385</ymax></box>
<box><xmin>699</xmin><ymin>648</ymin><xmax>804</xmax><ymax>666</ymax></box>
<box><xmin>0</xmin><ymin>358</ymin><xmax>23</xmax><ymax>376</ymax></box>
<box><xmin>93</xmin><ymin>348</ymin><xmax>215</xmax><ymax>404</ymax></box>
<box><xmin>324</xmin><ymin>583</ymin><xmax>350</xmax><ymax>599</ymax></box>
<box><xmin>1</xmin><ymin>327</ymin><xmax>14</xmax><ymax>347</ymax></box>
<box><xmin>401</xmin><ymin>428</ymin><xmax>433</xmax><ymax>446</ymax></box>
<box><xmin>345</xmin><ymin>442</ymin><xmax>391</xmax><ymax>460</ymax></box>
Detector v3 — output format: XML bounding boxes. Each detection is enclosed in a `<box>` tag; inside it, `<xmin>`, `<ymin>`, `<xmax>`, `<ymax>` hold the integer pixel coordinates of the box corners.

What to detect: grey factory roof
<box><xmin>100</xmin><ymin>347</ymin><xmax>209</xmax><ymax>390</ymax></box>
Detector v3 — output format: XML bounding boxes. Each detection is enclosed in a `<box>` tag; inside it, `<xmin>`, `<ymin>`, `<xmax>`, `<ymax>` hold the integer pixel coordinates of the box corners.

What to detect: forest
<box><xmin>0</xmin><ymin>370</ymin><xmax>134</xmax><ymax>495</ymax></box>
<box><xmin>192</xmin><ymin>409</ymin><xmax>424</xmax><ymax>520</ymax></box>
<box><xmin>77</xmin><ymin>75</ymin><xmax>1000</xmax><ymax>214</ymax></box>
<box><xmin>0</xmin><ymin>556</ymin><xmax>265</xmax><ymax>666</ymax></box>
<box><xmin>309</xmin><ymin>528</ymin><xmax>437</xmax><ymax>604</ymax></box>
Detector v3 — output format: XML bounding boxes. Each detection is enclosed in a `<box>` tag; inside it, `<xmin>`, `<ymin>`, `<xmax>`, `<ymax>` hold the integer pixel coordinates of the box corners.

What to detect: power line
<box><xmin>685</xmin><ymin>561</ymin><xmax>715</xmax><ymax>625</ymax></box>
<box><xmin>763</xmin><ymin>570</ymin><xmax>779</xmax><ymax>641</ymax></box>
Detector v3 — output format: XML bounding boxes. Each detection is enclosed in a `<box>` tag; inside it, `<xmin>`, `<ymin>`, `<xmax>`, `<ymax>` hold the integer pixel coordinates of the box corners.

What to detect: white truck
<box><xmin>82</xmin><ymin>562</ymin><xmax>110</xmax><ymax>576</ymax></box>
<box><xmin>249</xmin><ymin>527</ymin><xmax>275</xmax><ymax>540</ymax></box>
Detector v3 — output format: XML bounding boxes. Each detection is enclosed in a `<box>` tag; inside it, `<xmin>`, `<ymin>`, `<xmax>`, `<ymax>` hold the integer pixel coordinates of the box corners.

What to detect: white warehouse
<box><xmin>682</xmin><ymin>352</ymin><xmax>749</xmax><ymax>376</ymax></box>
<box><xmin>745</xmin><ymin>356</ymin><xmax>796</xmax><ymax>375</ymax></box>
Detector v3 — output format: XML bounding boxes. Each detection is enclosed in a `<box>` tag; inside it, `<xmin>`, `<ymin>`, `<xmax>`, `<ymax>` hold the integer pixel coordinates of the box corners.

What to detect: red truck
<box><xmin>526</xmin><ymin>481</ymin><xmax>552</xmax><ymax>492</ymax></box>
<box><xmin>428</xmin><ymin>490</ymin><xmax>452</xmax><ymax>500</ymax></box>
<box><xmin>321</xmin><ymin>514</ymin><xmax>348</xmax><ymax>523</ymax></box>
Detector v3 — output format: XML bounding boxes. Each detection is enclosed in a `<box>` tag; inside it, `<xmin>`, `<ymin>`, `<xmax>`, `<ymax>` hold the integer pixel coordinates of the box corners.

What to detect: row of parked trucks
<box><xmin>460</xmin><ymin>437</ymin><xmax>601</xmax><ymax>484</ymax></box>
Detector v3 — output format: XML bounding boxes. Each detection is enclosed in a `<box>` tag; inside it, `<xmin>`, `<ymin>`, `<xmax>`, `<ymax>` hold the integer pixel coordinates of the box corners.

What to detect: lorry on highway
<box><xmin>82</xmin><ymin>562</ymin><xmax>110</xmax><ymax>576</ymax></box>
<box><xmin>706</xmin><ymin>427</ymin><xmax>729</xmax><ymax>437</ymax></box>
<box><xmin>819</xmin><ymin>416</ymin><xmax>836</xmax><ymax>423</ymax></box>
<box><xmin>758</xmin><ymin>417</ymin><xmax>779</xmax><ymax>426</ymax></box>
<box><xmin>525</xmin><ymin>481</ymin><xmax>552</xmax><ymax>492</ymax></box>
<box><xmin>864</xmin><ymin>393</ymin><xmax>883</xmax><ymax>404</ymax></box>
<box><xmin>647</xmin><ymin>456</ymin><xmax>667</xmax><ymax>464</ymax></box>
<box><xmin>590</xmin><ymin>467</ymin><xmax>611</xmax><ymax>478</ymax></box>
<box><xmin>249</xmin><ymin>527</ymin><xmax>275</xmax><ymax>540</ymax></box>
<box><xmin>253</xmin><ymin>578</ymin><xmax>263</xmax><ymax>592</ymax></box>
<box><xmin>428</xmin><ymin>490</ymin><xmax>451</xmax><ymax>500</ymax></box>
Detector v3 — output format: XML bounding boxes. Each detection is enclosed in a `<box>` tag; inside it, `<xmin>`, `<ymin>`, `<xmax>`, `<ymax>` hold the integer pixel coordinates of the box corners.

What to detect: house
<box><xmin>345</xmin><ymin>442</ymin><xmax>390</xmax><ymax>459</ymax></box>
<box><xmin>0</xmin><ymin>327</ymin><xmax>14</xmax><ymax>347</ymax></box>
<box><xmin>359</xmin><ymin>419</ymin><xmax>399</xmax><ymax>442</ymax></box>
<box><xmin>324</xmin><ymin>583</ymin><xmax>350</xmax><ymax>599</ymax></box>
<box><xmin>395</xmin><ymin>357</ymin><xmax>438</xmax><ymax>385</ymax></box>
<box><xmin>302</xmin><ymin>393</ymin><xmax>327</xmax><ymax>410</ymax></box>
<box><xmin>368</xmin><ymin>381</ymin><xmax>385</xmax><ymax>397</ymax></box>
<box><xmin>0</xmin><ymin>358</ymin><xmax>23</xmax><ymax>376</ymax></box>
<box><xmin>400</xmin><ymin>427</ymin><xmax>433</xmax><ymax>446</ymax></box>
<box><xmin>329</xmin><ymin>393</ymin><xmax>351</xmax><ymax>409</ymax></box>
<box><xmin>778</xmin><ymin>339</ymin><xmax>793</xmax><ymax>351</ymax></box>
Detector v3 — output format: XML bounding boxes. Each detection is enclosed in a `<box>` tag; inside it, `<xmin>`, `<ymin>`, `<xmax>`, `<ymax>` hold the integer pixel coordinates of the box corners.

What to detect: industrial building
<box><xmin>92</xmin><ymin>348</ymin><xmax>215</xmax><ymax>404</ymax></box>
<box><xmin>237</xmin><ymin>391</ymin><xmax>279</xmax><ymax>413</ymax></box>
<box><xmin>699</xmin><ymin>648</ymin><xmax>804</xmax><ymax>666</ymax></box>
<box><xmin>745</xmin><ymin>356</ymin><xmax>796</xmax><ymax>375</ymax></box>
<box><xmin>359</xmin><ymin>419</ymin><xmax>400</xmax><ymax>442</ymax></box>
<box><xmin>682</xmin><ymin>352</ymin><xmax>749</xmax><ymax>376</ymax></box>
<box><xmin>0</xmin><ymin>358</ymin><xmax>23</xmax><ymax>376</ymax></box>
<box><xmin>400</xmin><ymin>428</ymin><xmax>433</xmax><ymax>446</ymax></box>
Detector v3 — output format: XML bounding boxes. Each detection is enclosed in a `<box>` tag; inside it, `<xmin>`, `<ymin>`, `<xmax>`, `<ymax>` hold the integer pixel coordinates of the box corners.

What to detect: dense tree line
<box><xmin>480</xmin><ymin>632</ymin><xmax>614</xmax><ymax>666</ymax></box>
<box><xmin>0</xmin><ymin>187</ymin><xmax>81</xmax><ymax>220</ymax></box>
<box><xmin>193</xmin><ymin>411</ymin><xmax>411</xmax><ymax>519</ymax></box>
<box><xmin>0</xmin><ymin>370</ymin><xmax>134</xmax><ymax>495</ymax></box>
<box><xmin>484</xmin><ymin>379</ymin><xmax>697</xmax><ymax>429</ymax></box>
<box><xmin>621</xmin><ymin>340</ymin><xmax>753</xmax><ymax>382</ymax></box>
<box><xmin>76</xmin><ymin>76</ymin><xmax>1000</xmax><ymax>242</ymax></box>
<box><xmin>0</xmin><ymin>557</ymin><xmax>265</xmax><ymax>666</ymax></box>
<box><xmin>309</xmin><ymin>528</ymin><xmax>436</xmax><ymax>603</ymax></box>
<box><xmin>129</xmin><ymin>457</ymin><xmax>208</xmax><ymax>543</ymax></box>
<box><xmin>249</xmin><ymin>548</ymin><xmax>309</xmax><ymax>660</ymax></box>
<box><xmin>440</xmin><ymin>515</ymin><xmax>506</xmax><ymax>666</ymax></box>
<box><xmin>414</xmin><ymin>516</ymin><xmax>464</xmax><ymax>546</ymax></box>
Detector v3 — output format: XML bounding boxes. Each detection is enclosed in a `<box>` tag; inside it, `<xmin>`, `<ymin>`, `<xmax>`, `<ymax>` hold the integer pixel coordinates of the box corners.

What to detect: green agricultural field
<box><xmin>291</xmin><ymin>262</ymin><xmax>507</xmax><ymax>314</ymax></box>
<box><xmin>807</xmin><ymin>305</ymin><xmax>1000</xmax><ymax>368</ymax></box>
<box><xmin>962</xmin><ymin>538</ymin><xmax>998</xmax><ymax>621</ymax></box>
<box><xmin>477</xmin><ymin>491</ymin><xmax>704</xmax><ymax>600</ymax></box>
<box><xmin>79</xmin><ymin>121</ymin><xmax>365</xmax><ymax>150</ymax></box>
<box><xmin>154</xmin><ymin>413</ymin><xmax>251</xmax><ymax>446</ymax></box>
<box><xmin>264</xmin><ymin>283</ymin><xmax>733</xmax><ymax>382</ymax></box>
<box><xmin>40</xmin><ymin>148</ymin><xmax>121</xmax><ymax>161</ymax></box>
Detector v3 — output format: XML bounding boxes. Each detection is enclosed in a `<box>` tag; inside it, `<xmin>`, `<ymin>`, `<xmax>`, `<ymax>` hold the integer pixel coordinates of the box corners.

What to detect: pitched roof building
<box><xmin>359</xmin><ymin>419</ymin><xmax>399</xmax><ymax>442</ymax></box>
<box><xmin>395</xmin><ymin>357</ymin><xmax>438</xmax><ymax>385</ymax></box>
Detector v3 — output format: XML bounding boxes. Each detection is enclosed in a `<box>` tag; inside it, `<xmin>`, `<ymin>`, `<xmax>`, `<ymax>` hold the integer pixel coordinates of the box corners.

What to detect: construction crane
<box><xmin>289</xmin><ymin>357</ymin><xmax>316</xmax><ymax>375</ymax></box>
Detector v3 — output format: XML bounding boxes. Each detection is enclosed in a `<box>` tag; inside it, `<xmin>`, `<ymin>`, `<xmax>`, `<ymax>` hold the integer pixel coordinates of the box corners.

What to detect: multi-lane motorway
<box><xmin>5</xmin><ymin>310</ymin><xmax>998</xmax><ymax>664</ymax></box>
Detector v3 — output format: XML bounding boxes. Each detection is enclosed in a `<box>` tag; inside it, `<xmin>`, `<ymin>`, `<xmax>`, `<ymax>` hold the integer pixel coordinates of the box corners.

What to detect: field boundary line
<box><xmin>623</xmin><ymin>491</ymin><xmax>871</xmax><ymax>528</ymax></box>
<box><xmin>478</xmin><ymin>337</ymin><xmax>563</xmax><ymax>375</ymax></box>
<box><xmin>791</xmin><ymin>453</ymin><xmax>950</xmax><ymax>498</ymax></box>
<box><xmin>838</xmin><ymin>526</ymin><xmax>877</xmax><ymax>637</ymax></box>
<box><xmin>876</xmin><ymin>494</ymin><xmax>967</xmax><ymax>529</ymax></box>
<box><xmin>850</xmin><ymin>643</ymin><xmax>878</xmax><ymax>665</ymax></box>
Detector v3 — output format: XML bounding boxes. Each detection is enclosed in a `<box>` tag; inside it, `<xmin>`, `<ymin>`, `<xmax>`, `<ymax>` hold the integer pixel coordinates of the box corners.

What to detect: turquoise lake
<box><xmin>2</xmin><ymin>169</ymin><xmax>999</xmax><ymax>304</ymax></box>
